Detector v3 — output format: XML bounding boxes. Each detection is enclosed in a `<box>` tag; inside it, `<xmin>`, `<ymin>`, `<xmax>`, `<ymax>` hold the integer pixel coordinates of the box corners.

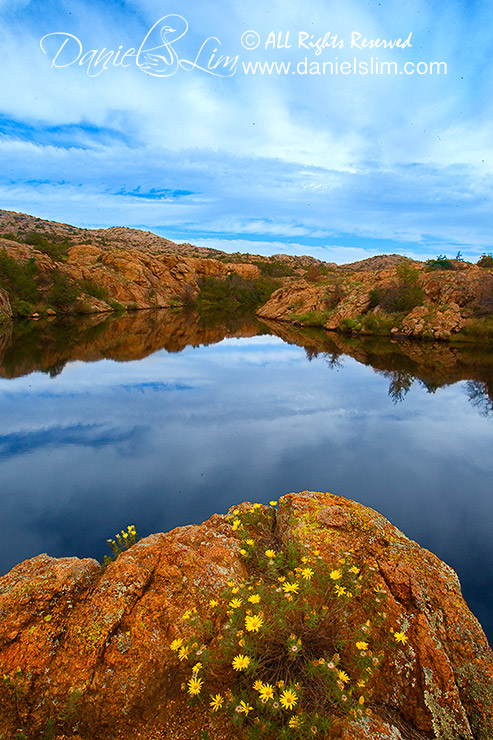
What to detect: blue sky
<box><xmin>0</xmin><ymin>0</ymin><xmax>491</xmax><ymax>262</ymax></box>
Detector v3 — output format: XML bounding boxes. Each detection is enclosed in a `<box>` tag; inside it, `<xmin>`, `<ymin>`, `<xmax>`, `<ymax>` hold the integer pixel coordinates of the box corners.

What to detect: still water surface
<box><xmin>0</xmin><ymin>312</ymin><xmax>492</xmax><ymax>643</ymax></box>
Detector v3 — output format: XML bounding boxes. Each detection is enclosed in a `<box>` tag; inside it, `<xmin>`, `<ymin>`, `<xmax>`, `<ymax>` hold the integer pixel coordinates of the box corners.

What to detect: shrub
<box><xmin>48</xmin><ymin>270</ymin><xmax>79</xmax><ymax>311</ymax></box>
<box><xmin>80</xmin><ymin>278</ymin><xmax>110</xmax><ymax>303</ymax></box>
<box><xmin>10</xmin><ymin>298</ymin><xmax>36</xmax><ymax>317</ymax></box>
<box><xmin>372</xmin><ymin>263</ymin><xmax>424</xmax><ymax>313</ymax></box>
<box><xmin>425</xmin><ymin>255</ymin><xmax>454</xmax><ymax>271</ymax></box>
<box><xmin>360</xmin><ymin>313</ymin><xmax>397</xmax><ymax>335</ymax></box>
<box><xmin>291</xmin><ymin>311</ymin><xmax>330</xmax><ymax>327</ymax></box>
<box><xmin>338</xmin><ymin>318</ymin><xmax>360</xmax><ymax>333</ymax></box>
<box><xmin>304</xmin><ymin>264</ymin><xmax>332</xmax><ymax>283</ymax></box>
<box><xmin>0</xmin><ymin>249</ymin><xmax>39</xmax><ymax>304</ymax></box>
<box><xmin>170</xmin><ymin>503</ymin><xmax>407</xmax><ymax>739</ymax></box>
<box><xmin>322</xmin><ymin>277</ymin><xmax>345</xmax><ymax>310</ymax></box>
<box><xmin>477</xmin><ymin>253</ymin><xmax>493</xmax><ymax>268</ymax></box>
<box><xmin>254</xmin><ymin>260</ymin><xmax>296</xmax><ymax>278</ymax></box>
<box><xmin>196</xmin><ymin>274</ymin><xmax>279</xmax><ymax>316</ymax></box>
<box><xmin>24</xmin><ymin>231</ymin><xmax>71</xmax><ymax>261</ymax></box>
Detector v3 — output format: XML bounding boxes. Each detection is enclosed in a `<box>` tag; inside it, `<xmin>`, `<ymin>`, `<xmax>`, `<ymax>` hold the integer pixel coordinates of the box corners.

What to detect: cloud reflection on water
<box><xmin>0</xmin><ymin>329</ymin><xmax>492</xmax><ymax>643</ymax></box>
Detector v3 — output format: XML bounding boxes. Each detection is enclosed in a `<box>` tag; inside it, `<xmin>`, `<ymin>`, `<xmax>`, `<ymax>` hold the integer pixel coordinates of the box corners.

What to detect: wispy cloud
<box><xmin>0</xmin><ymin>0</ymin><xmax>492</xmax><ymax>259</ymax></box>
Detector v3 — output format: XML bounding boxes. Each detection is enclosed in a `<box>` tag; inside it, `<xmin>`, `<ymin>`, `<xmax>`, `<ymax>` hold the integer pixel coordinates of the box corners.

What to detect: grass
<box><xmin>451</xmin><ymin>317</ymin><xmax>493</xmax><ymax>344</ymax></box>
<box><xmin>291</xmin><ymin>311</ymin><xmax>331</xmax><ymax>327</ymax></box>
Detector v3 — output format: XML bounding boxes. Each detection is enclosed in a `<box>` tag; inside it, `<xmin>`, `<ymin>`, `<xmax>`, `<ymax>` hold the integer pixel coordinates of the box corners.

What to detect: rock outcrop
<box><xmin>258</xmin><ymin>263</ymin><xmax>493</xmax><ymax>341</ymax></box>
<box><xmin>0</xmin><ymin>239</ymin><xmax>261</xmax><ymax>314</ymax></box>
<box><xmin>0</xmin><ymin>492</ymin><xmax>491</xmax><ymax>740</ymax></box>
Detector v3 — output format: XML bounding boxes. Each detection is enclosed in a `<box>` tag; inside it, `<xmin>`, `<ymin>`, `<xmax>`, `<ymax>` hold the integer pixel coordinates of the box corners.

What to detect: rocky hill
<box><xmin>0</xmin><ymin>491</ymin><xmax>491</xmax><ymax>740</ymax></box>
<box><xmin>0</xmin><ymin>209</ymin><xmax>319</xmax><ymax>265</ymax></box>
<box><xmin>258</xmin><ymin>260</ymin><xmax>493</xmax><ymax>341</ymax></box>
<box><xmin>1</xmin><ymin>209</ymin><xmax>492</xmax><ymax>343</ymax></box>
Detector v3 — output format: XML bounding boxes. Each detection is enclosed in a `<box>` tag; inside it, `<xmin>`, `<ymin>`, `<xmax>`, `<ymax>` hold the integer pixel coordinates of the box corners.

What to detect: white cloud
<box><xmin>0</xmin><ymin>1</ymin><xmax>492</xmax><ymax>260</ymax></box>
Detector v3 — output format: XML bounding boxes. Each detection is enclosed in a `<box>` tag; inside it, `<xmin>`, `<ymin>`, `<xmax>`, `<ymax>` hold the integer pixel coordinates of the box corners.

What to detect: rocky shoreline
<box><xmin>1</xmin><ymin>209</ymin><xmax>493</xmax><ymax>344</ymax></box>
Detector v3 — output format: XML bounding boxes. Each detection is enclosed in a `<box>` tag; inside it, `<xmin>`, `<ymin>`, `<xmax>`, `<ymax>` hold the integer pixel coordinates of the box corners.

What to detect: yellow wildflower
<box><xmin>330</xmin><ymin>569</ymin><xmax>342</xmax><ymax>580</ymax></box>
<box><xmin>253</xmin><ymin>503</ymin><xmax>262</xmax><ymax>509</ymax></box>
<box><xmin>248</xmin><ymin>594</ymin><xmax>260</xmax><ymax>603</ymax></box>
<box><xmin>192</xmin><ymin>662</ymin><xmax>202</xmax><ymax>674</ymax></box>
<box><xmin>239</xmin><ymin>700</ymin><xmax>253</xmax><ymax>714</ymax></box>
<box><xmin>245</xmin><ymin>614</ymin><xmax>264</xmax><ymax>632</ymax></box>
<box><xmin>232</xmin><ymin>519</ymin><xmax>241</xmax><ymax>531</ymax></box>
<box><xmin>301</xmin><ymin>567</ymin><xmax>314</xmax><ymax>580</ymax></box>
<box><xmin>358</xmin><ymin>696</ymin><xmax>365</xmax><ymax>705</ymax></box>
<box><xmin>169</xmin><ymin>638</ymin><xmax>184</xmax><ymax>652</ymax></box>
<box><xmin>228</xmin><ymin>598</ymin><xmax>242</xmax><ymax>609</ymax></box>
<box><xmin>338</xmin><ymin>670</ymin><xmax>350</xmax><ymax>684</ymax></box>
<box><xmin>232</xmin><ymin>654</ymin><xmax>250</xmax><ymax>671</ymax></box>
<box><xmin>280</xmin><ymin>688</ymin><xmax>298</xmax><ymax>710</ymax></box>
<box><xmin>356</xmin><ymin>641</ymin><xmax>368</xmax><ymax>651</ymax></box>
<box><xmin>289</xmin><ymin>716</ymin><xmax>301</xmax><ymax>728</ymax></box>
<box><xmin>278</xmin><ymin>575</ymin><xmax>286</xmax><ymax>582</ymax></box>
<box><xmin>282</xmin><ymin>581</ymin><xmax>299</xmax><ymax>594</ymax></box>
<box><xmin>178</xmin><ymin>645</ymin><xmax>191</xmax><ymax>661</ymax></box>
<box><xmin>240</xmin><ymin>549</ymin><xmax>247</xmax><ymax>556</ymax></box>
<box><xmin>334</xmin><ymin>585</ymin><xmax>346</xmax><ymax>597</ymax></box>
<box><xmin>258</xmin><ymin>683</ymin><xmax>275</xmax><ymax>702</ymax></box>
<box><xmin>231</xmin><ymin>587</ymin><xmax>240</xmax><ymax>593</ymax></box>
<box><xmin>187</xmin><ymin>675</ymin><xmax>203</xmax><ymax>695</ymax></box>
<box><xmin>245</xmin><ymin>538</ymin><xmax>254</xmax><ymax>546</ymax></box>
<box><xmin>394</xmin><ymin>631</ymin><xmax>408</xmax><ymax>644</ymax></box>
<box><xmin>209</xmin><ymin>693</ymin><xmax>224</xmax><ymax>712</ymax></box>
<box><xmin>351</xmin><ymin>566</ymin><xmax>360</xmax><ymax>574</ymax></box>
<box><xmin>264</xmin><ymin>549</ymin><xmax>276</xmax><ymax>558</ymax></box>
<box><xmin>269</xmin><ymin>500</ymin><xmax>278</xmax><ymax>506</ymax></box>
<box><xmin>209</xmin><ymin>599</ymin><xmax>219</xmax><ymax>608</ymax></box>
<box><xmin>253</xmin><ymin>680</ymin><xmax>264</xmax><ymax>691</ymax></box>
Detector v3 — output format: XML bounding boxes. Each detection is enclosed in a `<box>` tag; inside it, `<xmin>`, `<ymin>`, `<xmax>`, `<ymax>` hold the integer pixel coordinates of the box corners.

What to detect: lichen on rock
<box><xmin>0</xmin><ymin>492</ymin><xmax>491</xmax><ymax>739</ymax></box>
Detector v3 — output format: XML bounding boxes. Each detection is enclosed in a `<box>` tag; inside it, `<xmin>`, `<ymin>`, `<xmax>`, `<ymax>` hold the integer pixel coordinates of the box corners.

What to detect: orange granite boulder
<box><xmin>0</xmin><ymin>492</ymin><xmax>491</xmax><ymax>739</ymax></box>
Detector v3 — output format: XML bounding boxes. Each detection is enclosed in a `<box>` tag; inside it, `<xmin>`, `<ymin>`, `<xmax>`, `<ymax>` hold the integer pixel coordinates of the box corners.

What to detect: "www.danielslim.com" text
<box><xmin>242</xmin><ymin>58</ymin><xmax>447</xmax><ymax>76</ymax></box>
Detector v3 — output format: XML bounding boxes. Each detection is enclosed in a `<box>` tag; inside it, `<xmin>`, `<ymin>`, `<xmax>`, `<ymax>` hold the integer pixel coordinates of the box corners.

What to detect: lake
<box><xmin>0</xmin><ymin>310</ymin><xmax>492</xmax><ymax>644</ymax></box>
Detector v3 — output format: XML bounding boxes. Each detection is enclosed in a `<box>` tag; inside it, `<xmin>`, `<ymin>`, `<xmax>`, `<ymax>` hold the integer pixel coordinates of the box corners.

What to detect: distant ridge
<box><xmin>0</xmin><ymin>209</ymin><xmax>320</xmax><ymax>267</ymax></box>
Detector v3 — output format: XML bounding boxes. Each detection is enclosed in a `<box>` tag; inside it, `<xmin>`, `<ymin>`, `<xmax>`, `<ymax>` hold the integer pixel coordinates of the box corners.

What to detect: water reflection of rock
<box><xmin>1</xmin><ymin>312</ymin><xmax>493</xmax><ymax>415</ymax></box>
<box><xmin>262</xmin><ymin>319</ymin><xmax>493</xmax><ymax>413</ymax></box>
<box><xmin>0</xmin><ymin>311</ymin><xmax>265</xmax><ymax>379</ymax></box>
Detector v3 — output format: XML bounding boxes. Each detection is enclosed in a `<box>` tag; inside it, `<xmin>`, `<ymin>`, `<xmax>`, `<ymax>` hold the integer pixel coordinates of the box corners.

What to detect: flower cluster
<box><xmin>103</xmin><ymin>524</ymin><xmax>138</xmax><ymax>565</ymax></box>
<box><xmin>169</xmin><ymin>502</ymin><xmax>409</xmax><ymax>739</ymax></box>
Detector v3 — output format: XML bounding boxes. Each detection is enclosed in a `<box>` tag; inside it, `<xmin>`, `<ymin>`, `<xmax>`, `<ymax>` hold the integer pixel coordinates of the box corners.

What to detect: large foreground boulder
<box><xmin>0</xmin><ymin>492</ymin><xmax>491</xmax><ymax>739</ymax></box>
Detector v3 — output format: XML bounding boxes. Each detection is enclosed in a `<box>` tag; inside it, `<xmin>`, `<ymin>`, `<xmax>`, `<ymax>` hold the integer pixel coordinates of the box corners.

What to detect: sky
<box><xmin>0</xmin><ymin>0</ymin><xmax>492</xmax><ymax>262</ymax></box>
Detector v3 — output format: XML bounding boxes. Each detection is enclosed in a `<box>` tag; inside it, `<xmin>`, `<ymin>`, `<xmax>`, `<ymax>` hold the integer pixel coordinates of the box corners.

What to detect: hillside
<box><xmin>1</xmin><ymin>209</ymin><xmax>493</xmax><ymax>343</ymax></box>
